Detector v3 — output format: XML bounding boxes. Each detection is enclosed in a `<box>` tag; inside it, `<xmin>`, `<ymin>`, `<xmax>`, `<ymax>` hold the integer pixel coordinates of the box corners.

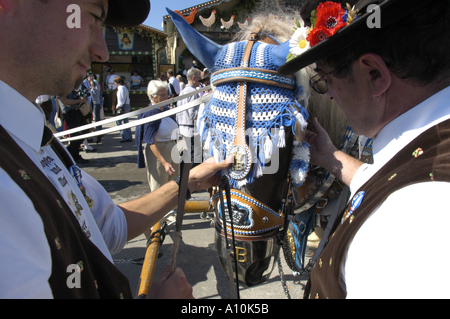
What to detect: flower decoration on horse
<box><xmin>287</xmin><ymin>2</ymin><xmax>359</xmax><ymax>62</ymax></box>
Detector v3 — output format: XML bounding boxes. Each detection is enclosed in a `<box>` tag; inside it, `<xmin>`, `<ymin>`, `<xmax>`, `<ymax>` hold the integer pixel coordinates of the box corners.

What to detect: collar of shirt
<box><xmin>0</xmin><ymin>80</ymin><xmax>46</xmax><ymax>153</ymax></box>
<box><xmin>373</xmin><ymin>85</ymin><xmax>450</xmax><ymax>169</ymax></box>
<box><xmin>350</xmin><ymin>85</ymin><xmax>450</xmax><ymax>196</ymax></box>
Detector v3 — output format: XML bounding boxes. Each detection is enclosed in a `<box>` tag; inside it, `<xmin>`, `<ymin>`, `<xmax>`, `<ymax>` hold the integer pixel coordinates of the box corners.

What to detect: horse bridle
<box><xmin>211</xmin><ymin>32</ymin><xmax>295</xmax><ymax>233</ymax></box>
<box><xmin>210</xmin><ymin>33</ymin><xmax>297</xmax><ymax>293</ymax></box>
<box><xmin>211</xmin><ymin>33</ymin><xmax>296</xmax><ymax>182</ymax></box>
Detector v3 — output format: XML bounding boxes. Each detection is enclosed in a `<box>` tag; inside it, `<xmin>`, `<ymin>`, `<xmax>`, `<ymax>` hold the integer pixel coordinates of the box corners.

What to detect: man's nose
<box><xmin>90</xmin><ymin>26</ymin><xmax>109</xmax><ymax>63</ymax></box>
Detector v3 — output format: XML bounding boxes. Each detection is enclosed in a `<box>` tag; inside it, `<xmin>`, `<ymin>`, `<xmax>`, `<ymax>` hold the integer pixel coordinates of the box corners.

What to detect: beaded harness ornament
<box><xmin>198</xmin><ymin>38</ymin><xmax>311</xmax><ymax>189</ymax></box>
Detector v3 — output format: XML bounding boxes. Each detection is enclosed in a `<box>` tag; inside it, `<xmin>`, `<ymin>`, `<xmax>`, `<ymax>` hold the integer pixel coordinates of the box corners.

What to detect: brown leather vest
<box><xmin>305</xmin><ymin>118</ymin><xmax>450</xmax><ymax>299</ymax></box>
<box><xmin>0</xmin><ymin>125</ymin><xmax>132</xmax><ymax>299</ymax></box>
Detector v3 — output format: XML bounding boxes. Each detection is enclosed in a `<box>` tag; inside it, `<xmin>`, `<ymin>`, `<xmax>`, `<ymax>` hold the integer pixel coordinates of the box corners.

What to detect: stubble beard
<box><xmin>51</xmin><ymin>72</ymin><xmax>84</xmax><ymax>97</ymax></box>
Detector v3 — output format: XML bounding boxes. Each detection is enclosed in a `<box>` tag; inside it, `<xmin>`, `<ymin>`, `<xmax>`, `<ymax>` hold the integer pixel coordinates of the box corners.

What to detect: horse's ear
<box><xmin>272</xmin><ymin>40</ymin><xmax>292</xmax><ymax>71</ymax></box>
<box><xmin>166</xmin><ymin>8</ymin><xmax>223</xmax><ymax>70</ymax></box>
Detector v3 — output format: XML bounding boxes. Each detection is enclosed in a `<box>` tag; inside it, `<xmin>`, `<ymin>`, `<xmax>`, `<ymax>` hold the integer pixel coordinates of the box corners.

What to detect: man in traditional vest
<box><xmin>278</xmin><ymin>0</ymin><xmax>450</xmax><ymax>298</ymax></box>
<box><xmin>0</xmin><ymin>0</ymin><xmax>231</xmax><ymax>299</ymax></box>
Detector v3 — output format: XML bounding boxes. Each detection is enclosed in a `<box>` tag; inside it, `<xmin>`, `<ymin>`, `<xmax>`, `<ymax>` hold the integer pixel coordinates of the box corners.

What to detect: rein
<box><xmin>218</xmin><ymin>176</ymin><xmax>240</xmax><ymax>299</ymax></box>
<box><xmin>169</xmin><ymin>152</ymin><xmax>191</xmax><ymax>276</ymax></box>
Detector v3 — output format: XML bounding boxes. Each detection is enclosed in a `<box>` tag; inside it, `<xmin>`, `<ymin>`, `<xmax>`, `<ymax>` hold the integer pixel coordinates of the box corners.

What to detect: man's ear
<box><xmin>357</xmin><ymin>53</ymin><xmax>392</xmax><ymax>97</ymax></box>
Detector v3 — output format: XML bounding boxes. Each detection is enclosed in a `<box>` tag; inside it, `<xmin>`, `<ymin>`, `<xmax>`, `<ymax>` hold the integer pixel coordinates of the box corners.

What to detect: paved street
<box><xmin>70</xmin><ymin>116</ymin><xmax>309</xmax><ymax>299</ymax></box>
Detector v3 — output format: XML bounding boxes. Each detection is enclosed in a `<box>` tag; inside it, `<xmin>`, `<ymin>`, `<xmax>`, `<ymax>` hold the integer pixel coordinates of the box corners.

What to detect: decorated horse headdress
<box><xmin>167</xmin><ymin>8</ymin><xmax>311</xmax><ymax>288</ymax></box>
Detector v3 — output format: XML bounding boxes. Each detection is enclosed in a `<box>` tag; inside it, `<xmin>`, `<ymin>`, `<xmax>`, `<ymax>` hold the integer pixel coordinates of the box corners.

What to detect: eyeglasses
<box><xmin>309</xmin><ymin>69</ymin><xmax>335</xmax><ymax>95</ymax></box>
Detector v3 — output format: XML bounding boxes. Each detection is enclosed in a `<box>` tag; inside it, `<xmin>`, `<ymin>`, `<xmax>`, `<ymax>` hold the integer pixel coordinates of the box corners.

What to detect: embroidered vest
<box><xmin>305</xmin><ymin>118</ymin><xmax>450</xmax><ymax>299</ymax></box>
<box><xmin>0</xmin><ymin>125</ymin><xmax>132</xmax><ymax>299</ymax></box>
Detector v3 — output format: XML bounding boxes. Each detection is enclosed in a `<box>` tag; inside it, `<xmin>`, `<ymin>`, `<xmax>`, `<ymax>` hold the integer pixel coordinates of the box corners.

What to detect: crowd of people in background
<box><xmin>37</xmin><ymin>72</ymin><xmax>104</xmax><ymax>165</ymax></box>
<box><xmin>41</xmin><ymin>61</ymin><xmax>211</xmax><ymax>192</ymax></box>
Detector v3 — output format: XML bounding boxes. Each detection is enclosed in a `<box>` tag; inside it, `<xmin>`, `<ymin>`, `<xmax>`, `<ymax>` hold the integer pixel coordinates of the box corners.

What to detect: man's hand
<box><xmin>304</xmin><ymin>117</ymin><xmax>363</xmax><ymax>186</ymax></box>
<box><xmin>146</xmin><ymin>265</ymin><xmax>194</xmax><ymax>299</ymax></box>
<box><xmin>304</xmin><ymin>117</ymin><xmax>339</xmax><ymax>168</ymax></box>
<box><xmin>188</xmin><ymin>156</ymin><xmax>233</xmax><ymax>192</ymax></box>
<box><xmin>164</xmin><ymin>162</ymin><xmax>176</xmax><ymax>176</ymax></box>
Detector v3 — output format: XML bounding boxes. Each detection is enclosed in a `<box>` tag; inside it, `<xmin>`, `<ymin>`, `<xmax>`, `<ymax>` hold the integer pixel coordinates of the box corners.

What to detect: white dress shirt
<box><xmin>0</xmin><ymin>81</ymin><xmax>128</xmax><ymax>298</ymax></box>
<box><xmin>169</xmin><ymin>76</ymin><xmax>181</xmax><ymax>95</ymax></box>
<box><xmin>116</xmin><ymin>85</ymin><xmax>130</xmax><ymax>108</ymax></box>
<box><xmin>157</xmin><ymin>117</ymin><xmax>179</xmax><ymax>142</ymax></box>
<box><xmin>176</xmin><ymin>84</ymin><xmax>199</xmax><ymax>138</ymax></box>
<box><xmin>107</xmin><ymin>75</ymin><xmax>117</xmax><ymax>90</ymax></box>
<box><xmin>344</xmin><ymin>86</ymin><xmax>450</xmax><ymax>299</ymax></box>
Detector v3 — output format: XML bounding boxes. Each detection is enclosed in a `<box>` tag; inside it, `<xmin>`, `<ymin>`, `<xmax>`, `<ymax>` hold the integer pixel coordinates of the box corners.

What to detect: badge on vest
<box><xmin>69</xmin><ymin>165</ymin><xmax>94</xmax><ymax>209</ymax></box>
<box><xmin>341</xmin><ymin>191</ymin><xmax>365</xmax><ymax>224</ymax></box>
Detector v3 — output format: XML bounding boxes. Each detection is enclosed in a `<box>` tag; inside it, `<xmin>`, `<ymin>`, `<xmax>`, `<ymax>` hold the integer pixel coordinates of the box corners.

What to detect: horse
<box><xmin>167</xmin><ymin>8</ymin><xmax>370</xmax><ymax>291</ymax></box>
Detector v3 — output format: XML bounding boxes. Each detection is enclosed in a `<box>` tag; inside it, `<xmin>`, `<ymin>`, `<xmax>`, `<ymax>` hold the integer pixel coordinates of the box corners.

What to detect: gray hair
<box><xmin>147</xmin><ymin>80</ymin><xmax>168</xmax><ymax>101</ymax></box>
<box><xmin>187</xmin><ymin>68</ymin><xmax>201</xmax><ymax>81</ymax></box>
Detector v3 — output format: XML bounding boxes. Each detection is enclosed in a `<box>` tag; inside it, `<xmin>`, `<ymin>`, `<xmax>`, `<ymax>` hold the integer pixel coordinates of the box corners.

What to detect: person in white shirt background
<box><xmin>176</xmin><ymin>75</ymin><xmax>185</xmax><ymax>91</ymax></box>
<box><xmin>167</xmin><ymin>69</ymin><xmax>180</xmax><ymax>98</ymax></box>
<box><xmin>176</xmin><ymin>68</ymin><xmax>202</xmax><ymax>168</ymax></box>
<box><xmin>114</xmin><ymin>76</ymin><xmax>133</xmax><ymax>143</ymax></box>
<box><xmin>0</xmin><ymin>0</ymin><xmax>232</xmax><ymax>299</ymax></box>
<box><xmin>107</xmin><ymin>69</ymin><xmax>117</xmax><ymax>90</ymax></box>
<box><xmin>130</xmin><ymin>71</ymin><xmax>144</xmax><ymax>90</ymax></box>
<box><xmin>136</xmin><ymin>80</ymin><xmax>179</xmax><ymax>192</ymax></box>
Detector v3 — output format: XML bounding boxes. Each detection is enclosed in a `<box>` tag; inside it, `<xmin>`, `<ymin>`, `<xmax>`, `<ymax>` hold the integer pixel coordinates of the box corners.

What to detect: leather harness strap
<box><xmin>249</xmin><ymin>28</ymin><xmax>280</xmax><ymax>45</ymax></box>
<box><xmin>212</xmin><ymin>188</ymin><xmax>285</xmax><ymax>239</ymax></box>
<box><xmin>228</xmin><ymin>39</ymin><xmax>256</xmax><ymax>181</ymax></box>
<box><xmin>220</xmin><ymin>36</ymin><xmax>296</xmax><ymax>181</ymax></box>
<box><xmin>212</xmin><ymin>67</ymin><xmax>296</xmax><ymax>90</ymax></box>
<box><xmin>212</xmin><ymin>33</ymin><xmax>293</xmax><ymax>220</ymax></box>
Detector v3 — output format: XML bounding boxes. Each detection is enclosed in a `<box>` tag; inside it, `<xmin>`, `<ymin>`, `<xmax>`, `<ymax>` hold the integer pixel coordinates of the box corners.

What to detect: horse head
<box><xmin>167</xmin><ymin>8</ymin><xmax>311</xmax><ymax>288</ymax></box>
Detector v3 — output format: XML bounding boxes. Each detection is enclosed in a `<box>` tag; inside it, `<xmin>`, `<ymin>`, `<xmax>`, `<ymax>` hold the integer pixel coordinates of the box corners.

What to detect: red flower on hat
<box><xmin>309</xmin><ymin>1</ymin><xmax>346</xmax><ymax>46</ymax></box>
<box><xmin>307</xmin><ymin>26</ymin><xmax>332</xmax><ymax>46</ymax></box>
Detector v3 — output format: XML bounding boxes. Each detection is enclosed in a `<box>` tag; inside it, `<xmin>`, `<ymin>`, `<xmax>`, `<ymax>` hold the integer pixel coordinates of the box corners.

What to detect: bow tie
<box><xmin>41</xmin><ymin>126</ymin><xmax>54</xmax><ymax>147</ymax></box>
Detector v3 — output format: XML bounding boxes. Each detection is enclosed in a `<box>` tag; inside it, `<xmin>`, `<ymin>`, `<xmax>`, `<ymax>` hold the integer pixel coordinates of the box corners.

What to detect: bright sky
<box><xmin>144</xmin><ymin>0</ymin><xmax>206</xmax><ymax>31</ymax></box>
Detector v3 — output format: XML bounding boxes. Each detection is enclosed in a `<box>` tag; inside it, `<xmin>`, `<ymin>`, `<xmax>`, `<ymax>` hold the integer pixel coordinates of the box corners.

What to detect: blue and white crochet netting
<box><xmin>198</xmin><ymin>41</ymin><xmax>310</xmax><ymax>188</ymax></box>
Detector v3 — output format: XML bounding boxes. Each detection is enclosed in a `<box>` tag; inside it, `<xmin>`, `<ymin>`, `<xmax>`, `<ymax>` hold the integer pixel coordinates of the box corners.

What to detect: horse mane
<box><xmin>233</xmin><ymin>11</ymin><xmax>349</xmax><ymax>147</ymax></box>
<box><xmin>233</xmin><ymin>12</ymin><xmax>297</xmax><ymax>43</ymax></box>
